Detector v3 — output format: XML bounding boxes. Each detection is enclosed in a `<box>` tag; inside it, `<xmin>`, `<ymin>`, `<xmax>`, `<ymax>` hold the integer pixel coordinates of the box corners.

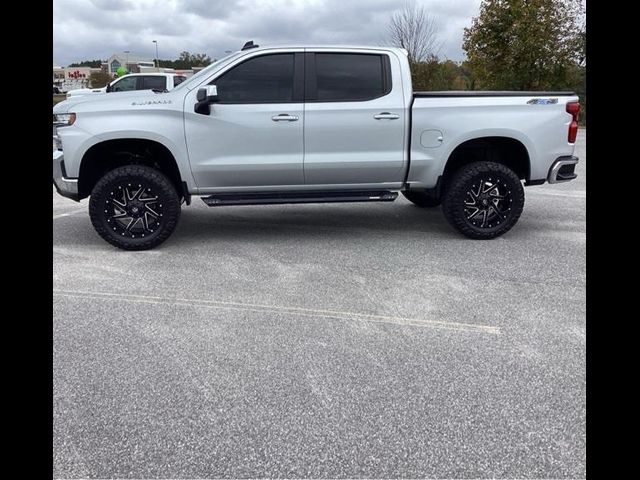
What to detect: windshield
<box><xmin>172</xmin><ymin>51</ymin><xmax>243</xmax><ymax>92</ymax></box>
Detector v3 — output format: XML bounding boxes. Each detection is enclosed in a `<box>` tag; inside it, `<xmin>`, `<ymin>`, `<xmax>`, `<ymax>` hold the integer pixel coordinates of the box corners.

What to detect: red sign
<box><xmin>67</xmin><ymin>70</ymin><xmax>87</xmax><ymax>79</ymax></box>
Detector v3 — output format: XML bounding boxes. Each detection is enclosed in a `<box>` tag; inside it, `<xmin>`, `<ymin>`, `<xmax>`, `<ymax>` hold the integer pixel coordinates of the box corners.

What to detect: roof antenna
<box><xmin>241</xmin><ymin>40</ymin><xmax>259</xmax><ymax>51</ymax></box>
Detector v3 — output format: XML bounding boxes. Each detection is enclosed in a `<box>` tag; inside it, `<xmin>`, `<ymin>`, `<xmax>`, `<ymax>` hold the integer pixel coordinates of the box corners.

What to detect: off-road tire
<box><xmin>402</xmin><ymin>190</ymin><xmax>441</xmax><ymax>208</ymax></box>
<box><xmin>89</xmin><ymin>165</ymin><xmax>181</xmax><ymax>250</ymax></box>
<box><xmin>441</xmin><ymin>161</ymin><xmax>524</xmax><ymax>239</ymax></box>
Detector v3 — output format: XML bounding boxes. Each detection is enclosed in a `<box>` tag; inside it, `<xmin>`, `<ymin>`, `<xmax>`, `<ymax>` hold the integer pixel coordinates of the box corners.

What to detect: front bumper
<box><xmin>53</xmin><ymin>150</ymin><xmax>79</xmax><ymax>201</ymax></box>
<box><xmin>547</xmin><ymin>156</ymin><xmax>579</xmax><ymax>184</ymax></box>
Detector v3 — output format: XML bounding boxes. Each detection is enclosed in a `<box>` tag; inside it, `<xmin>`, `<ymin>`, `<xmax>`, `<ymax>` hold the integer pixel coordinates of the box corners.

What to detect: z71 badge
<box><xmin>527</xmin><ymin>98</ymin><xmax>558</xmax><ymax>105</ymax></box>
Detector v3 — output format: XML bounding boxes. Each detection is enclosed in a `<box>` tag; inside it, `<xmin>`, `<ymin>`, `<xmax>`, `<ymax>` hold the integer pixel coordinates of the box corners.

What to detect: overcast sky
<box><xmin>53</xmin><ymin>0</ymin><xmax>482</xmax><ymax>66</ymax></box>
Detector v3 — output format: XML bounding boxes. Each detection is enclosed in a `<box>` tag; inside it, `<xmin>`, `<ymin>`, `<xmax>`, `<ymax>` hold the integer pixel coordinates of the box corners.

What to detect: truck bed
<box><xmin>408</xmin><ymin>91</ymin><xmax>580</xmax><ymax>189</ymax></box>
<box><xmin>414</xmin><ymin>91</ymin><xmax>576</xmax><ymax>97</ymax></box>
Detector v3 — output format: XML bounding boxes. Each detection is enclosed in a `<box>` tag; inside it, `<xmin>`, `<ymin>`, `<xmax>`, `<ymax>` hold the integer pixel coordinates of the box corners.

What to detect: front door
<box><xmin>303</xmin><ymin>51</ymin><xmax>407</xmax><ymax>186</ymax></box>
<box><xmin>110</xmin><ymin>75</ymin><xmax>138</xmax><ymax>92</ymax></box>
<box><xmin>184</xmin><ymin>52</ymin><xmax>305</xmax><ymax>190</ymax></box>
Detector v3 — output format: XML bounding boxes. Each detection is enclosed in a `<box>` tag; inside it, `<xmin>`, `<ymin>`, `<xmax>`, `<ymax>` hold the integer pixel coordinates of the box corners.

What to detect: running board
<box><xmin>202</xmin><ymin>190</ymin><xmax>398</xmax><ymax>207</ymax></box>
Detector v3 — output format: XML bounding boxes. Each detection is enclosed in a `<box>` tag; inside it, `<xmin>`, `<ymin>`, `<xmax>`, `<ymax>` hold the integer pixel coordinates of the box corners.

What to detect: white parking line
<box><xmin>53</xmin><ymin>289</ymin><xmax>501</xmax><ymax>335</ymax></box>
<box><xmin>528</xmin><ymin>189</ymin><xmax>586</xmax><ymax>198</ymax></box>
<box><xmin>53</xmin><ymin>208</ymin><xmax>86</xmax><ymax>220</ymax></box>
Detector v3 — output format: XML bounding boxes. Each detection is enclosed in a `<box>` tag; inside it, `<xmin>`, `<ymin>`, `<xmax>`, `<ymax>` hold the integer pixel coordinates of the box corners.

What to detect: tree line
<box><xmin>67</xmin><ymin>1</ymin><xmax>586</xmax><ymax>123</ymax></box>
<box><xmin>388</xmin><ymin>0</ymin><xmax>586</xmax><ymax>124</ymax></box>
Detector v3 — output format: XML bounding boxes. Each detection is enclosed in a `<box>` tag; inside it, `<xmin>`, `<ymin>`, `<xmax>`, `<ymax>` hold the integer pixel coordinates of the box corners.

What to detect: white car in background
<box><xmin>65</xmin><ymin>73</ymin><xmax>187</xmax><ymax>99</ymax></box>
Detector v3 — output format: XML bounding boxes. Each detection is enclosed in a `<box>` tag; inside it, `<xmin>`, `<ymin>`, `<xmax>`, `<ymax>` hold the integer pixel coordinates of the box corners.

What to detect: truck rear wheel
<box><xmin>88</xmin><ymin>165</ymin><xmax>181</xmax><ymax>250</ymax></box>
<box><xmin>402</xmin><ymin>190</ymin><xmax>441</xmax><ymax>207</ymax></box>
<box><xmin>441</xmin><ymin>161</ymin><xmax>524</xmax><ymax>239</ymax></box>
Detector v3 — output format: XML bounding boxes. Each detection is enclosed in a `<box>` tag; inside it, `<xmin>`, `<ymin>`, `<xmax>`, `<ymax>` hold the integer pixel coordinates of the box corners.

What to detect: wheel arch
<box><xmin>77</xmin><ymin>137</ymin><xmax>186</xmax><ymax>200</ymax></box>
<box><xmin>442</xmin><ymin>135</ymin><xmax>532</xmax><ymax>184</ymax></box>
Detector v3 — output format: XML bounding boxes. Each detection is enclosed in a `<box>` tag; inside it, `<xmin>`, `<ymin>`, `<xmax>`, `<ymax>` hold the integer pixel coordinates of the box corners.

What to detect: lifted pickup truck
<box><xmin>53</xmin><ymin>43</ymin><xmax>580</xmax><ymax>250</ymax></box>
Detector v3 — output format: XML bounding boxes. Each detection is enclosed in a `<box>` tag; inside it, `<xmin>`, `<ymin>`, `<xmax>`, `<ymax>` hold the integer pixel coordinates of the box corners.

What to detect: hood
<box><xmin>66</xmin><ymin>87</ymin><xmax>106</xmax><ymax>96</ymax></box>
<box><xmin>53</xmin><ymin>89</ymin><xmax>158</xmax><ymax>113</ymax></box>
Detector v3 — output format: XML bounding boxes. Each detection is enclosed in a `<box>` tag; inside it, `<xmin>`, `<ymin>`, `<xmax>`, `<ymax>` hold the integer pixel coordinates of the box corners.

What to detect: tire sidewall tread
<box><xmin>441</xmin><ymin>161</ymin><xmax>525</xmax><ymax>239</ymax></box>
<box><xmin>88</xmin><ymin>165</ymin><xmax>181</xmax><ymax>250</ymax></box>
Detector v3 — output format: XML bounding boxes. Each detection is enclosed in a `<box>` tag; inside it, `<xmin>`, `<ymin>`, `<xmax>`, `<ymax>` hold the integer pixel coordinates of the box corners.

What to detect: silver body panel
<box><xmin>52</xmin><ymin>44</ymin><xmax>577</xmax><ymax>198</ymax></box>
<box><xmin>301</xmin><ymin>47</ymin><xmax>408</xmax><ymax>187</ymax></box>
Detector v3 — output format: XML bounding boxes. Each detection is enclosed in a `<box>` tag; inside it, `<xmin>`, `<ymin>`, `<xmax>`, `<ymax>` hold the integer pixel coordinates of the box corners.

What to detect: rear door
<box><xmin>303</xmin><ymin>50</ymin><xmax>406</xmax><ymax>186</ymax></box>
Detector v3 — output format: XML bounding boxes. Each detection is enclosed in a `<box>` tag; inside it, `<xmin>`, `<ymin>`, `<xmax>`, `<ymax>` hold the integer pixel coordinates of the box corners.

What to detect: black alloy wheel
<box><xmin>463</xmin><ymin>177</ymin><xmax>513</xmax><ymax>228</ymax></box>
<box><xmin>442</xmin><ymin>161</ymin><xmax>525</xmax><ymax>239</ymax></box>
<box><xmin>89</xmin><ymin>165</ymin><xmax>181</xmax><ymax>250</ymax></box>
<box><xmin>106</xmin><ymin>183</ymin><xmax>164</xmax><ymax>237</ymax></box>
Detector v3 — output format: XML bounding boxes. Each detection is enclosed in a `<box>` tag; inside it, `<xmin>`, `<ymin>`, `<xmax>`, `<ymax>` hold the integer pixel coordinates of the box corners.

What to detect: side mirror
<box><xmin>197</xmin><ymin>85</ymin><xmax>219</xmax><ymax>103</ymax></box>
<box><xmin>195</xmin><ymin>85</ymin><xmax>219</xmax><ymax>115</ymax></box>
<box><xmin>106</xmin><ymin>82</ymin><xmax>113</xmax><ymax>93</ymax></box>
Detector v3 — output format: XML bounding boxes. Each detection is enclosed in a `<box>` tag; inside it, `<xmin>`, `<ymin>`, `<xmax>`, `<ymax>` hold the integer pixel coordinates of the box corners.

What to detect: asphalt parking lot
<box><xmin>53</xmin><ymin>130</ymin><xmax>586</xmax><ymax>478</ymax></box>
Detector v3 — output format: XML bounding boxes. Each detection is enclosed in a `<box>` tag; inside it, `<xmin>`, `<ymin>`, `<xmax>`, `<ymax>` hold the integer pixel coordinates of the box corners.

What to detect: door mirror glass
<box><xmin>197</xmin><ymin>85</ymin><xmax>218</xmax><ymax>103</ymax></box>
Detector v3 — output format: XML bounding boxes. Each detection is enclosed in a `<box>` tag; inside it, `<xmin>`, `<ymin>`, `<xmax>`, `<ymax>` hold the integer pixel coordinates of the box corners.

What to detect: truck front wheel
<box><xmin>441</xmin><ymin>162</ymin><xmax>524</xmax><ymax>239</ymax></box>
<box><xmin>88</xmin><ymin>165</ymin><xmax>181</xmax><ymax>250</ymax></box>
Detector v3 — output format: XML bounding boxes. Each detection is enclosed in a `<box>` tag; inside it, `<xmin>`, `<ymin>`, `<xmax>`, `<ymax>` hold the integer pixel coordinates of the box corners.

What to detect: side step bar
<box><xmin>202</xmin><ymin>190</ymin><xmax>398</xmax><ymax>207</ymax></box>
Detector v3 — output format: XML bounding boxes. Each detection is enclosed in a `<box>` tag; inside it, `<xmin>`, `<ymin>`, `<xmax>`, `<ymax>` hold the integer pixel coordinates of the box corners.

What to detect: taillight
<box><xmin>566</xmin><ymin>101</ymin><xmax>580</xmax><ymax>143</ymax></box>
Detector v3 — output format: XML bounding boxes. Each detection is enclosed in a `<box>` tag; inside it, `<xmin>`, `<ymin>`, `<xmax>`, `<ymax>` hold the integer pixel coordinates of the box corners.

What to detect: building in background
<box><xmin>53</xmin><ymin>64</ymin><xmax>65</xmax><ymax>85</ymax></box>
<box><xmin>53</xmin><ymin>52</ymin><xmax>199</xmax><ymax>92</ymax></box>
<box><xmin>53</xmin><ymin>65</ymin><xmax>102</xmax><ymax>92</ymax></box>
<box><xmin>106</xmin><ymin>53</ymin><xmax>155</xmax><ymax>74</ymax></box>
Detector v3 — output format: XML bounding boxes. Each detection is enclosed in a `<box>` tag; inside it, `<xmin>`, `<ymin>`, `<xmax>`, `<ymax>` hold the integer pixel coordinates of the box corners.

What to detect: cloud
<box><xmin>88</xmin><ymin>0</ymin><xmax>133</xmax><ymax>11</ymax></box>
<box><xmin>177</xmin><ymin>0</ymin><xmax>242</xmax><ymax>19</ymax></box>
<box><xmin>53</xmin><ymin>0</ymin><xmax>481</xmax><ymax>66</ymax></box>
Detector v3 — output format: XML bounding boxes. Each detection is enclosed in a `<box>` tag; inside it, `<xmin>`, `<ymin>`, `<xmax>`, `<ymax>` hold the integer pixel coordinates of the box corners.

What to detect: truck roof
<box><xmin>234</xmin><ymin>44</ymin><xmax>409</xmax><ymax>55</ymax></box>
<box><xmin>121</xmin><ymin>72</ymin><xmax>182</xmax><ymax>77</ymax></box>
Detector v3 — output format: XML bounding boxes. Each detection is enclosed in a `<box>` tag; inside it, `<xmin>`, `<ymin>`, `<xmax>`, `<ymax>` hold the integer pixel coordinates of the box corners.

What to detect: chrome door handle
<box><xmin>272</xmin><ymin>114</ymin><xmax>299</xmax><ymax>122</ymax></box>
<box><xmin>373</xmin><ymin>112</ymin><xmax>400</xmax><ymax>120</ymax></box>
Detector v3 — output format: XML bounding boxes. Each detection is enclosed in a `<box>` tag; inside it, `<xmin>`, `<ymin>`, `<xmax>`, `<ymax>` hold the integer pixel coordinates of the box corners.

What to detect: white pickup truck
<box><xmin>53</xmin><ymin>43</ymin><xmax>580</xmax><ymax>250</ymax></box>
<box><xmin>65</xmin><ymin>73</ymin><xmax>187</xmax><ymax>99</ymax></box>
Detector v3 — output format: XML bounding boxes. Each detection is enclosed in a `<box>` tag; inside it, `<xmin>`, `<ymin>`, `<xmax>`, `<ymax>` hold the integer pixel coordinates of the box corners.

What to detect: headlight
<box><xmin>53</xmin><ymin>113</ymin><xmax>76</xmax><ymax>126</ymax></box>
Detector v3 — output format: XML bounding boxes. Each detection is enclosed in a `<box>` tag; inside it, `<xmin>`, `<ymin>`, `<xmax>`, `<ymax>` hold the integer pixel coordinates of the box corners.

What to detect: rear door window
<box><xmin>141</xmin><ymin>76</ymin><xmax>167</xmax><ymax>90</ymax></box>
<box><xmin>309</xmin><ymin>53</ymin><xmax>390</xmax><ymax>102</ymax></box>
